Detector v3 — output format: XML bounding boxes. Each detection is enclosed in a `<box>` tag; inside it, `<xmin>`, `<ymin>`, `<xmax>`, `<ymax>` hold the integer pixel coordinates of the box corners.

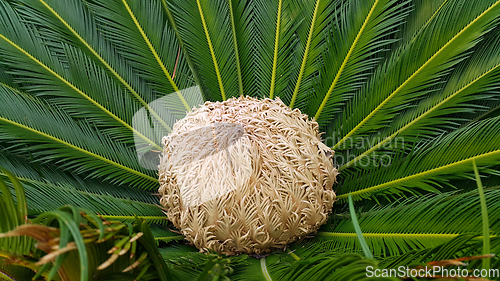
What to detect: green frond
<box><xmin>228</xmin><ymin>0</ymin><xmax>243</xmax><ymax>96</ymax></box>
<box><xmin>339</xmin><ymin>32</ymin><xmax>500</xmax><ymax>170</ymax></box>
<box><xmin>286</xmin><ymin>0</ymin><xmax>346</xmax><ymax>109</ymax></box>
<box><xmin>13</xmin><ymin>0</ymin><xmax>178</xmax><ymax>134</ymax></box>
<box><xmin>150</xmin><ymin>226</ymin><xmax>184</xmax><ymax>244</ymax></box>
<box><xmin>268</xmin><ymin>0</ymin><xmax>283</xmax><ymax>99</ymax></box>
<box><xmin>0</xmin><ymin>85</ymin><xmax>157</xmax><ymax>188</ymax></box>
<box><xmin>270</xmin><ymin>252</ymin><xmax>387</xmax><ymax>281</ymax></box>
<box><xmin>379</xmin><ymin>234</ymin><xmax>500</xmax><ymax>270</ymax></box>
<box><xmin>0</xmin><ymin>1</ymin><xmax>161</xmax><ymax>149</ymax></box>
<box><xmin>333</xmin><ymin>0</ymin><xmax>500</xmax><ymax>150</ymax></box>
<box><xmin>0</xmin><ymin>150</ymin><xmax>156</xmax><ymax>204</ymax></box>
<box><xmin>337</xmin><ymin>116</ymin><xmax>500</xmax><ymax>200</ymax></box>
<box><xmin>259</xmin><ymin>0</ymin><xmax>307</xmax><ymax>103</ymax></box>
<box><xmin>288</xmin><ymin>0</ymin><xmax>321</xmax><ymax>108</ymax></box>
<box><xmin>0</xmin><ymin>66</ymin><xmax>13</xmax><ymax>87</ymax></box>
<box><xmin>308</xmin><ymin>190</ymin><xmax>500</xmax><ymax>257</ymax></box>
<box><xmin>160</xmin><ymin>245</ymin><xmax>248</xmax><ymax>281</ymax></box>
<box><xmin>122</xmin><ymin>0</ymin><xmax>180</xmax><ymax>93</ymax></box>
<box><xmin>86</xmin><ymin>0</ymin><xmax>195</xmax><ymax>110</ymax></box>
<box><xmin>309</xmin><ymin>0</ymin><xmax>411</xmax><ymax>126</ymax></box>
<box><xmin>167</xmin><ymin>0</ymin><xmax>238</xmax><ymax>101</ymax></box>
<box><xmin>398</xmin><ymin>0</ymin><xmax>448</xmax><ymax>45</ymax></box>
<box><xmin>168</xmin><ymin>0</ymin><xmax>306</xmax><ymax>101</ymax></box>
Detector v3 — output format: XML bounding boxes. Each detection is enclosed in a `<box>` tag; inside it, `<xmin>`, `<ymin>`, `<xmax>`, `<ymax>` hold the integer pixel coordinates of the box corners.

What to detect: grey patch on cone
<box><xmin>163</xmin><ymin>122</ymin><xmax>248</xmax><ymax>209</ymax></box>
<box><xmin>132</xmin><ymin>86</ymin><xmax>204</xmax><ymax>170</ymax></box>
<box><xmin>166</xmin><ymin>123</ymin><xmax>245</xmax><ymax>167</ymax></box>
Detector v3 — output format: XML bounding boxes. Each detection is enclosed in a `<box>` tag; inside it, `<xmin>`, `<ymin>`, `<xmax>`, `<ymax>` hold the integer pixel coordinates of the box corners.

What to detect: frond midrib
<box><xmin>289</xmin><ymin>0</ymin><xmax>320</xmax><ymax>108</ymax></box>
<box><xmin>314</xmin><ymin>0</ymin><xmax>381</xmax><ymax>120</ymax></box>
<box><xmin>269</xmin><ymin>0</ymin><xmax>282</xmax><ymax>100</ymax></box>
<box><xmin>337</xmin><ymin>149</ymin><xmax>500</xmax><ymax>200</ymax></box>
<box><xmin>333</xmin><ymin>0</ymin><xmax>500</xmax><ymax>149</ymax></box>
<box><xmin>120</xmin><ymin>0</ymin><xmax>191</xmax><ymax>110</ymax></box>
<box><xmin>317</xmin><ymin>232</ymin><xmax>460</xmax><ymax>239</ymax></box>
<box><xmin>0</xmin><ymin>32</ymin><xmax>161</xmax><ymax>151</ymax></box>
<box><xmin>154</xmin><ymin>235</ymin><xmax>184</xmax><ymax>241</ymax></box>
<box><xmin>0</xmin><ymin>116</ymin><xmax>158</xmax><ymax>183</ymax></box>
<box><xmin>100</xmin><ymin>215</ymin><xmax>164</xmax><ymax>220</ymax></box>
<box><xmin>195</xmin><ymin>0</ymin><xmax>226</xmax><ymax>100</ymax></box>
<box><xmin>339</xmin><ymin>60</ymin><xmax>500</xmax><ymax>171</ymax></box>
<box><xmin>318</xmin><ymin>232</ymin><xmax>498</xmax><ymax>240</ymax></box>
<box><xmin>38</xmin><ymin>0</ymin><xmax>173</xmax><ymax>133</ymax></box>
<box><xmin>0</xmin><ymin>172</ymin><xmax>160</xmax><ymax>213</ymax></box>
<box><xmin>410</xmin><ymin>0</ymin><xmax>449</xmax><ymax>44</ymax></box>
<box><xmin>228</xmin><ymin>0</ymin><xmax>243</xmax><ymax>96</ymax></box>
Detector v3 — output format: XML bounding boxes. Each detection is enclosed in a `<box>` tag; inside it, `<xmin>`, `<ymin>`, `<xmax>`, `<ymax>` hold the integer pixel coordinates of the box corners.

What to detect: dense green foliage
<box><xmin>0</xmin><ymin>0</ymin><xmax>500</xmax><ymax>280</ymax></box>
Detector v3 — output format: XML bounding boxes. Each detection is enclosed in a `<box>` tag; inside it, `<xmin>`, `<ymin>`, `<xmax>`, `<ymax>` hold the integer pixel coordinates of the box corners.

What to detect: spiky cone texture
<box><xmin>158</xmin><ymin>96</ymin><xmax>338</xmax><ymax>255</ymax></box>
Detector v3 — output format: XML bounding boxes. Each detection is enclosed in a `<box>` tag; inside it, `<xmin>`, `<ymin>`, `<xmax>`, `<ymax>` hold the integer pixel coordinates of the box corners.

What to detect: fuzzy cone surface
<box><xmin>159</xmin><ymin>96</ymin><xmax>338</xmax><ymax>255</ymax></box>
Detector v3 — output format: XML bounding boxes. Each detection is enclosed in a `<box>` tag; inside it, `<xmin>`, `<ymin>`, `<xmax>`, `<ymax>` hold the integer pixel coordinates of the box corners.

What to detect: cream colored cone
<box><xmin>159</xmin><ymin>96</ymin><xmax>337</xmax><ymax>255</ymax></box>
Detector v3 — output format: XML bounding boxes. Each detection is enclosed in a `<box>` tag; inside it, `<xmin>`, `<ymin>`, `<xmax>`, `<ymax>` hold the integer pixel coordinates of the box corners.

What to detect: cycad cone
<box><xmin>159</xmin><ymin>96</ymin><xmax>337</xmax><ymax>255</ymax></box>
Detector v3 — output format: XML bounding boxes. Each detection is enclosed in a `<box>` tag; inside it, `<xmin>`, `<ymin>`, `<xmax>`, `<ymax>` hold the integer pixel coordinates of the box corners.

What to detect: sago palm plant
<box><xmin>1</xmin><ymin>0</ymin><xmax>500</xmax><ymax>280</ymax></box>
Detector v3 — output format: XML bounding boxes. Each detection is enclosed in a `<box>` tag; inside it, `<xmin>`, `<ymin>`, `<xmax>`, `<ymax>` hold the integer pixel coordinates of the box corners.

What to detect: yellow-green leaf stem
<box><xmin>339</xmin><ymin>63</ymin><xmax>500</xmax><ymax>171</ymax></box>
<box><xmin>154</xmin><ymin>236</ymin><xmax>184</xmax><ymax>241</ymax></box>
<box><xmin>0</xmin><ymin>116</ymin><xmax>158</xmax><ymax>183</ymax></box>
<box><xmin>317</xmin><ymin>232</ymin><xmax>459</xmax><ymax>239</ymax></box>
<box><xmin>38</xmin><ymin>0</ymin><xmax>173</xmax><ymax>133</ymax></box>
<box><xmin>269</xmin><ymin>0</ymin><xmax>282</xmax><ymax>100</ymax></box>
<box><xmin>333</xmin><ymin>0</ymin><xmax>500</xmax><ymax>150</ymax></box>
<box><xmin>315</xmin><ymin>0</ymin><xmax>380</xmax><ymax>120</ymax></box>
<box><xmin>228</xmin><ymin>0</ymin><xmax>244</xmax><ymax>96</ymax></box>
<box><xmin>337</xmin><ymin>149</ymin><xmax>500</xmax><ymax>200</ymax></box>
<box><xmin>410</xmin><ymin>0</ymin><xmax>449</xmax><ymax>44</ymax></box>
<box><xmin>100</xmin><ymin>215</ymin><xmax>165</xmax><ymax>221</ymax></box>
<box><xmin>289</xmin><ymin>0</ymin><xmax>320</xmax><ymax>108</ymax></box>
<box><xmin>195</xmin><ymin>0</ymin><xmax>226</xmax><ymax>100</ymax></box>
<box><xmin>0</xmin><ymin>33</ymin><xmax>161</xmax><ymax>151</ymax></box>
<box><xmin>121</xmin><ymin>0</ymin><xmax>191</xmax><ymax>110</ymax></box>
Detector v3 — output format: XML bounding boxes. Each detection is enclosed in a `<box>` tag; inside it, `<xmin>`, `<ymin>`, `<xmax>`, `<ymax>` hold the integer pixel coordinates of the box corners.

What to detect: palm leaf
<box><xmin>309</xmin><ymin>0</ymin><xmax>411</xmax><ymax>127</ymax></box>
<box><xmin>338</xmin><ymin>28</ymin><xmax>500</xmax><ymax>171</ymax></box>
<box><xmin>333</xmin><ymin>0</ymin><xmax>500</xmax><ymax>152</ymax></box>
<box><xmin>379</xmin><ymin>234</ymin><xmax>500</xmax><ymax>270</ymax></box>
<box><xmin>159</xmin><ymin>245</ymin><xmax>248</xmax><ymax>281</ymax></box>
<box><xmin>164</xmin><ymin>0</ymin><xmax>236</xmax><ymax>100</ymax></box>
<box><xmin>13</xmin><ymin>0</ymin><xmax>186</xmax><ymax>134</ymax></box>
<box><xmin>0</xmin><ymin>150</ymin><xmax>155</xmax><ymax>203</ymax></box>
<box><xmin>86</xmin><ymin>0</ymin><xmax>195</xmax><ymax>109</ymax></box>
<box><xmin>396</xmin><ymin>0</ymin><xmax>448</xmax><ymax>46</ymax></box>
<box><xmin>270</xmin><ymin>252</ymin><xmax>389</xmax><ymax>281</ymax></box>
<box><xmin>168</xmin><ymin>0</ymin><xmax>305</xmax><ymax>101</ymax></box>
<box><xmin>310</xmin><ymin>190</ymin><xmax>500</xmax><ymax>256</ymax></box>
<box><xmin>337</xmin><ymin>116</ymin><xmax>500</xmax><ymax>200</ymax></box>
<box><xmin>0</xmin><ymin>1</ymin><xmax>161</xmax><ymax>149</ymax></box>
<box><xmin>288</xmin><ymin>0</ymin><xmax>338</xmax><ymax>108</ymax></box>
<box><xmin>0</xmin><ymin>85</ymin><xmax>157</xmax><ymax>188</ymax></box>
